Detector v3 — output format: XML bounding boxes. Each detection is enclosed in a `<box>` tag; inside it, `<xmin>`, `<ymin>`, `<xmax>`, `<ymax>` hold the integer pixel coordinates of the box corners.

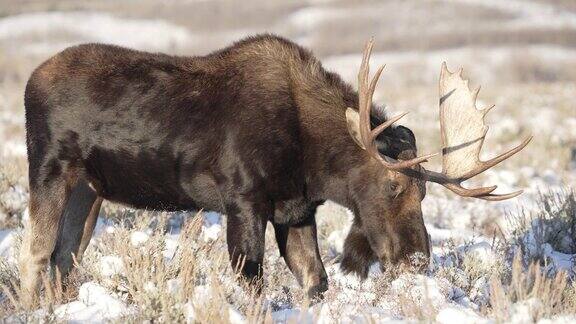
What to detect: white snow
<box><xmin>130</xmin><ymin>231</ymin><xmax>150</xmax><ymax>247</ymax></box>
<box><xmin>163</xmin><ymin>234</ymin><xmax>180</xmax><ymax>259</ymax></box>
<box><xmin>99</xmin><ymin>255</ymin><xmax>125</xmax><ymax>277</ymax></box>
<box><xmin>285</xmin><ymin>7</ymin><xmax>346</xmax><ymax>33</ymax></box>
<box><xmin>0</xmin><ymin>12</ymin><xmax>193</xmax><ymax>55</ymax></box>
<box><xmin>58</xmin><ymin>282</ymin><xmax>130</xmax><ymax>321</ymax></box>
<box><xmin>0</xmin><ymin>229</ymin><xmax>15</xmax><ymax>259</ymax></box>
<box><xmin>2</xmin><ymin>180</ymin><xmax>574</xmax><ymax>322</ymax></box>
<box><xmin>166</xmin><ymin>278</ymin><xmax>182</xmax><ymax>295</ymax></box>
<box><xmin>184</xmin><ymin>295</ymin><xmax>245</xmax><ymax>324</ymax></box>
<box><xmin>436</xmin><ymin>305</ymin><xmax>488</xmax><ymax>324</ymax></box>
<box><xmin>542</xmin><ymin>243</ymin><xmax>575</xmax><ymax>276</ymax></box>
<box><xmin>326</xmin><ymin>227</ymin><xmax>349</xmax><ymax>255</ymax></box>
<box><xmin>0</xmin><ymin>185</ymin><xmax>27</xmax><ymax>218</ymax></box>
<box><xmin>459</xmin><ymin>242</ymin><xmax>497</xmax><ymax>267</ymax></box>
<box><xmin>201</xmin><ymin>211</ymin><xmax>223</xmax><ymax>242</ymax></box>
<box><xmin>390</xmin><ymin>274</ymin><xmax>451</xmax><ymax>310</ymax></box>
<box><xmin>509</xmin><ymin>298</ymin><xmax>543</xmax><ymax>323</ymax></box>
<box><xmin>539</xmin><ymin>315</ymin><xmax>576</xmax><ymax>324</ymax></box>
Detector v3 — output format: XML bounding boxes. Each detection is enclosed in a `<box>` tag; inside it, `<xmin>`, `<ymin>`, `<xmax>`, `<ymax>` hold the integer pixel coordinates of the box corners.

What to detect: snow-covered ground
<box><xmin>1</xmin><ymin>0</ymin><xmax>575</xmax><ymax>322</ymax></box>
<box><xmin>0</xmin><ymin>12</ymin><xmax>193</xmax><ymax>55</ymax></box>
<box><xmin>2</xmin><ymin>186</ymin><xmax>574</xmax><ymax>322</ymax></box>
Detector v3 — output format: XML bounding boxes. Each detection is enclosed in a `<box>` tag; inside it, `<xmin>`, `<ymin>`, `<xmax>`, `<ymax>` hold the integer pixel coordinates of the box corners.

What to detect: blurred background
<box><xmin>0</xmin><ymin>0</ymin><xmax>575</xmax><ymax>238</ymax></box>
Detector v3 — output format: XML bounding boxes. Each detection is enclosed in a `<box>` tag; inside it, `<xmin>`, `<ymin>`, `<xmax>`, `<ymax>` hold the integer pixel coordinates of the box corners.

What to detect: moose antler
<box><xmin>347</xmin><ymin>39</ymin><xmax>531</xmax><ymax>201</ymax></box>
<box><xmin>418</xmin><ymin>63</ymin><xmax>532</xmax><ymax>200</ymax></box>
<box><xmin>351</xmin><ymin>38</ymin><xmax>436</xmax><ymax>170</ymax></box>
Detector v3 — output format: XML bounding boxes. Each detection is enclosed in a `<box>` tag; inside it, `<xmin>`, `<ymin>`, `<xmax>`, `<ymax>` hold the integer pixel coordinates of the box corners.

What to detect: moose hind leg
<box><xmin>19</xmin><ymin>173</ymin><xmax>75</xmax><ymax>307</ymax></box>
<box><xmin>77</xmin><ymin>196</ymin><xmax>103</xmax><ymax>262</ymax></box>
<box><xmin>225</xmin><ymin>196</ymin><xmax>269</xmax><ymax>290</ymax></box>
<box><xmin>50</xmin><ymin>178</ymin><xmax>98</xmax><ymax>278</ymax></box>
<box><xmin>273</xmin><ymin>203</ymin><xmax>328</xmax><ymax>300</ymax></box>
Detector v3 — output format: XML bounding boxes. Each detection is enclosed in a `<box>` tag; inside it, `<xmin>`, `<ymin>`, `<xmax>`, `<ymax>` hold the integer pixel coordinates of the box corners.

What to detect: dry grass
<box><xmin>81</xmin><ymin>211</ymin><xmax>272</xmax><ymax>323</ymax></box>
<box><xmin>489</xmin><ymin>254</ymin><xmax>576</xmax><ymax>322</ymax></box>
<box><xmin>0</xmin><ymin>248</ymin><xmax>87</xmax><ymax>322</ymax></box>
<box><xmin>0</xmin><ymin>189</ymin><xmax>575</xmax><ymax>322</ymax></box>
<box><xmin>0</xmin><ymin>211</ymin><xmax>275</xmax><ymax>323</ymax></box>
<box><xmin>0</xmin><ymin>162</ymin><xmax>28</xmax><ymax>229</ymax></box>
<box><xmin>506</xmin><ymin>189</ymin><xmax>576</xmax><ymax>266</ymax></box>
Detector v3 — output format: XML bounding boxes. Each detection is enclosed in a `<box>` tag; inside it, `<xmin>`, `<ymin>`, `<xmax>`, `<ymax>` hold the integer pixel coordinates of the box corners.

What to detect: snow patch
<box><xmin>460</xmin><ymin>242</ymin><xmax>497</xmax><ymax>267</ymax></box>
<box><xmin>390</xmin><ymin>274</ymin><xmax>451</xmax><ymax>310</ymax></box>
<box><xmin>0</xmin><ymin>12</ymin><xmax>193</xmax><ymax>55</ymax></box>
<box><xmin>201</xmin><ymin>212</ymin><xmax>222</xmax><ymax>242</ymax></box>
<box><xmin>52</xmin><ymin>282</ymin><xmax>131</xmax><ymax>322</ymax></box>
<box><xmin>0</xmin><ymin>229</ymin><xmax>16</xmax><ymax>259</ymax></box>
<box><xmin>436</xmin><ymin>304</ymin><xmax>488</xmax><ymax>324</ymax></box>
<box><xmin>99</xmin><ymin>255</ymin><xmax>124</xmax><ymax>277</ymax></box>
<box><xmin>130</xmin><ymin>231</ymin><xmax>149</xmax><ymax>247</ymax></box>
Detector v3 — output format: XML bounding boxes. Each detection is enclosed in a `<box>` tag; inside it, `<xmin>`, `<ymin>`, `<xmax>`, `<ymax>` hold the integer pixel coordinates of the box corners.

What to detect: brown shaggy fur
<box><xmin>19</xmin><ymin>34</ymin><xmax>429</xmax><ymax>306</ymax></box>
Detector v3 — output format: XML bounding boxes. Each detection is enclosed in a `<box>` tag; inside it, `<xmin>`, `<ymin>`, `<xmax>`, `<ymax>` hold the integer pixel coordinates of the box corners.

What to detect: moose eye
<box><xmin>388</xmin><ymin>182</ymin><xmax>400</xmax><ymax>193</ymax></box>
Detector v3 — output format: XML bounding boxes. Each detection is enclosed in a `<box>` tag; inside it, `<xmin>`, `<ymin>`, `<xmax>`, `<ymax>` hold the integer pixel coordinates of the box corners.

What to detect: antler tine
<box><xmin>370</xmin><ymin>112</ymin><xmax>408</xmax><ymax>141</ymax></box>
<box><xmin>460</xmin><ymin>136</ymin><xmax>533</xmax><ymax>180</ymax></box>
<box><xmin>358</xmin><ymin>39</ymin><xmax>386</xmax><ymax>143</ymax></box>
<box><xmin>355</xmin><ymin>39</ymin><xmax>438</xmax><ymax>170</ymax></box>
<box><xmin>357</xmin><ymin>39</ymin><xmax>373</xmax><ymax>145</ymax></box>
<box><xmin>476</xmin><ymin>190</ymin><xmax>523</xmax><ymax>201</ymax></box>
<box><xmin>443</xmin><ymin>182</ymin><xmax>497</xmax><ymax>197</ymax></box>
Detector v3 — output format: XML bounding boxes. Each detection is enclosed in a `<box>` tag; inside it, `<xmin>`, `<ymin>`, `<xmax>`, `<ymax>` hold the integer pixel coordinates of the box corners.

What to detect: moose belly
<box><xmin>83</xmin><ymin>146</ymin><xmax>205</xmax><ymax>212</ymax></box>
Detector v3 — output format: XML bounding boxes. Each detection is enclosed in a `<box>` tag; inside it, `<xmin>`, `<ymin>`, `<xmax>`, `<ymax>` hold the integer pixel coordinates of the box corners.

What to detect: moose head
<box><xmin>340</xmin><ymin>39</ymin><xmax>532</xmax><ymax>277</ymax></box>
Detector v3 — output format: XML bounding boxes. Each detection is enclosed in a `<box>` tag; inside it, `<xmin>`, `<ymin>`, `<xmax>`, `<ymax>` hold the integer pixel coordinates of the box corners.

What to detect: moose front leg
<box><xmin>225</xmin><ymin>197</ymin><xmax>269</xmax><ymax>290</ymax></box>
<box><xmin>273</xmin><ymin>202</ymin><xmax>328</xmax><ymax>300</ymax></box>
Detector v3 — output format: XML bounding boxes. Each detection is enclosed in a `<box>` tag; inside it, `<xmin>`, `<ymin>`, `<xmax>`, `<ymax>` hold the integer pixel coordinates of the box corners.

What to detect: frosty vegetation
<box><xmin>1</xmin><ymin>188</ymin><xmax>575</xmax><ymax>322</ymax></box>
<box><xmin>1</xmin><ymin>0</ymin><xmax>575</xmax><ymax>322</ymax></box>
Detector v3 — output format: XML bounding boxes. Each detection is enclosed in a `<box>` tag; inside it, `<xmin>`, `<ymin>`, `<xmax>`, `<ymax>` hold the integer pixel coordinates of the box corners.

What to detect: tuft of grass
<box><xmin>81</xmin><ymin>211</ymin><xmax>270</xmax><ymax>323</ymax></box>
<box><xmin>488</xmin><ymin>253</ymin><xmax>576</xmax><ymax>322</ymax></box>
<box><xmin>0</xmin><ymin>267</ymin><xmax>84</xmax><ymax>322</ymax></box>
<box><xmin>0</xmin><ymin>162</ymin><xmax>28</xmax><ymax>229</ymax></box>
<box><xmin>506</xmin><ymin>189</ymin><xmax>576</xmax><ymax>268</ymax></box>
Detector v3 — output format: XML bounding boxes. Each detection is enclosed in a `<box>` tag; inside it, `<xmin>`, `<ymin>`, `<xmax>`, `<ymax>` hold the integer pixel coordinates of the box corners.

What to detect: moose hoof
<box><xmin>307</xmin><ymin>280</ymin><xmax>328</xmax><ymax>302</ymax></box>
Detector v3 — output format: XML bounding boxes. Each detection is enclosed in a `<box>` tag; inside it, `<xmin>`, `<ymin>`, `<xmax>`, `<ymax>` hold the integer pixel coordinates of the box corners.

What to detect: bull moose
<box><xmin>19</xmin><ymin>34</ymin><xmax>530</xmax><ymax>305</ymax></box>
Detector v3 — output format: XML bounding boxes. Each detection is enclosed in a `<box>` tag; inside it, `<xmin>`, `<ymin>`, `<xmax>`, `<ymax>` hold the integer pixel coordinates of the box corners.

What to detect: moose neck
<box><xmin>286</xmin><ymin>53</ymin><xmax>381</xmax><ymax>211</ymax></box>
<box><xmin>298</xmin><ymin>99</ymin><xmax>372</xmax><ymax>211</ymax></box>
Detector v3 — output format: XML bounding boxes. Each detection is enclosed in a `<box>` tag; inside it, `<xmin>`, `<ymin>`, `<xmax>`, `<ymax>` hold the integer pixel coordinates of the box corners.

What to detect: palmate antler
<box><xmin>421</xmin><ymin>63</ymin><xmax>532</xmax><ymax>200</ymax></box>
<box><xmin>347</xmin><ymin>39</ymin><xmax>532</xmax><ymax>201</ymax></box>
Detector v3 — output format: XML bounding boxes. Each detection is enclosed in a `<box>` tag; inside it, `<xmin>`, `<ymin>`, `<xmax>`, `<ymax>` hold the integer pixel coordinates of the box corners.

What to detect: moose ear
<box><xmin>394</xmin><ymin>125</ymin><xmax>416</xmax><ymax>148</ymax></box>
<box><xmin>345</xmin><ymin>108</ymin><xmax>366</xmax><ymax>149</ymax></box>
